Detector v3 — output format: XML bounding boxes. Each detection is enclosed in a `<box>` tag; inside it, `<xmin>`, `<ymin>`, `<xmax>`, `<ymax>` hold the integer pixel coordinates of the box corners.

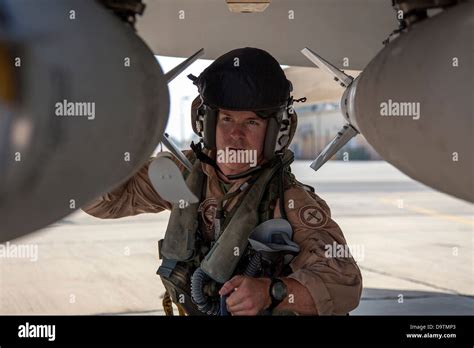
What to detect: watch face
<box><xmin>272</xmin><ymin>280</ymin><xmax>287</xmax><ymax>301</ymax></box>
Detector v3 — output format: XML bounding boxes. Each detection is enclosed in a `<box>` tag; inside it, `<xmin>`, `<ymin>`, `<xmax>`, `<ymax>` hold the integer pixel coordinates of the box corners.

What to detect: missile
<box><xmin>300</xmin><ymin>47</ymin><xmax>360</xmax><ymax>172</ymax></box>
<box><xmin>0</xmin><ymin>0</ymin><xmax>199</xmax><ymax>242</ymax></box>
<box><xmin>307</xmin><ymin>1</ymin><xmax>473</xmax><ymax>202</ymax></box>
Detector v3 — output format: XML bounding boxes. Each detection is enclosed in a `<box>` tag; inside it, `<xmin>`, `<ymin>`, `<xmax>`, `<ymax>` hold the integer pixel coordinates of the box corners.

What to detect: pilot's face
<box><xmin>215</xmin><ymin>109</ymin><xmax>268</xmax><ymax>177</ymax></box>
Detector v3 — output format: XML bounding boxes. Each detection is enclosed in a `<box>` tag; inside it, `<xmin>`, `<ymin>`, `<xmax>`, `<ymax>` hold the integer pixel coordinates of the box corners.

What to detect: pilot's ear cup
<box><xmin>288</xmin><ymin>111</ymin><xmax>298</xmax><ymax>145</ymax></box>
<box><xmin>263</xmin><ymin>110</ymin><xmax>298</xmax><ymax>160</ymax></box>
<box><xmin>203</xmin><ymin>107</ymin><xmax>217</xmax><ymax>149</ymax></box>
<box><xmin>264</xmin><ymin>117</ymin><xmax>281</xmax><ymax>160</ymax></box>
<box><xmin>190</xmin><ymin>95</ymin><xmax>202</xmax><ymax>136</ymax></box>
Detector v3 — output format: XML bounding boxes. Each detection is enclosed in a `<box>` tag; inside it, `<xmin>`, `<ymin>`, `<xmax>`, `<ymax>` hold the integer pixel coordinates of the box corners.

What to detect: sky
<box><xmin>155</xmin><ymin>55</ymin><xmax>213</xmax><ymax>143</ymax></box>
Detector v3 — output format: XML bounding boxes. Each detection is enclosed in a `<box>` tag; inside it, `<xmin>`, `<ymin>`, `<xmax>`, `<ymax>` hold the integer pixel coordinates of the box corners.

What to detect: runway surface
<box><xmin>1</xmin><ymin>161</ymin><xmax>472</xmax><ymax>315</ymax></box>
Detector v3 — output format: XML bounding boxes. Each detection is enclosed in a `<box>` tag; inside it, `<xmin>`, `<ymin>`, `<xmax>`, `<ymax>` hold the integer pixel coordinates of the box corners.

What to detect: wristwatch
<box><xmin>267</xmin><ymin>278</ymin><xmax>288</xmax><ymax>312</ymax></box>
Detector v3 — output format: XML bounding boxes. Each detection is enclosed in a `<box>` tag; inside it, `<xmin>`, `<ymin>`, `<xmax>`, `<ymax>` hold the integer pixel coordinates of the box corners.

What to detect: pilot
<box><xmin>82</xmin><ymin>47</ymin><xmax>362</xmax><ymax>316</ymax></box>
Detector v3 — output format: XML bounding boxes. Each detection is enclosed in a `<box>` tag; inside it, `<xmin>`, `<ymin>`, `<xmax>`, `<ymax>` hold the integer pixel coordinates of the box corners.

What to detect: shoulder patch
<box><xmin>298</xmin><ymin>204</ymin><xmax>329</xmax><ymax>229</ymax></box>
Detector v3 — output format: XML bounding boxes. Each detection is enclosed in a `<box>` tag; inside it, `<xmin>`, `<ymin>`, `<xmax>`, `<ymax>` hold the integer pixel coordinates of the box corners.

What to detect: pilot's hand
<box><xmin>219</xmin><ymin>275</ymin><xmax>271</xmax><ymax>315</ymax></box>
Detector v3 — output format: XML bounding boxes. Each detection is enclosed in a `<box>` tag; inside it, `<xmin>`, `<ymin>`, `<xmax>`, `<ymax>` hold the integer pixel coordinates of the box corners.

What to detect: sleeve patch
<box><xmin>298</xmin><ymin>204</ymin><xmax>329</xmax><ymax>229</ymax></box>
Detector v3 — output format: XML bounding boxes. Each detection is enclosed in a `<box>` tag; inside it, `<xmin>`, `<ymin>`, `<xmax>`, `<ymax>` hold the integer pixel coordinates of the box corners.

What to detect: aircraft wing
<box><xmin>137</xmin><ymin>0</ymin><xmax>398</xmax><ymax>70</ymax></box>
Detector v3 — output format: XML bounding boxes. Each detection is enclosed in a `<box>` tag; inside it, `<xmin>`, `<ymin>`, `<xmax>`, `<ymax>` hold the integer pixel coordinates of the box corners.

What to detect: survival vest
<box><xmin>157</xmin><ymin>149</ymin><xmax>296</xmax><ymax>315</ymax></box>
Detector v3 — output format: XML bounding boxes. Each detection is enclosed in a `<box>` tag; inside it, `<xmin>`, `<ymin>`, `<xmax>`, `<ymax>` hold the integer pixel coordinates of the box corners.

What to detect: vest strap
<box><xmin>160</xmin><ymin>157</ymin><xmax>205</xmax><ymax>261</ymax></box>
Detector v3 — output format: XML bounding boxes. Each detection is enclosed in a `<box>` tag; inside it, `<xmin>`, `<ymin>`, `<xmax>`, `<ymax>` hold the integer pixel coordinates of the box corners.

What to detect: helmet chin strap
<box><xmin>190</xmin><ymin>141</ymin><xmax>278</xmax><ymax>181</ymax></box>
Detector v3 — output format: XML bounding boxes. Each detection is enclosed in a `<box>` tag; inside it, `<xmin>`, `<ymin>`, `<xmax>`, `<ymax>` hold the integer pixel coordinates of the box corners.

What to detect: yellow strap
<box><xmin>162</xmin><ymin>291</ymin><xmax>175</xmax><ymax>316</ymax></box>
<box><xmin>162</xmin><ymin>291</ymin><xmax>187</xmax><ymax>316</ymax></box>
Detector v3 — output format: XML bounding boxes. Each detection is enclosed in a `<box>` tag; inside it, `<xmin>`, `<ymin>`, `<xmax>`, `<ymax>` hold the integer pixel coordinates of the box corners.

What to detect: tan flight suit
<box><xmin>82</xmin><ymin>149</ymin><xmax>363</xmax><ymax>315</ymax></box>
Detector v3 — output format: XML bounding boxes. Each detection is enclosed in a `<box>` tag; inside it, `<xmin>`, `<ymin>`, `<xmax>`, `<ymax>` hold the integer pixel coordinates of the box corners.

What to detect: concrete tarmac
<box><xmin>1</xmin><ymin>161</ymin><xmax>472</xmax><ymax>315</ymax></box>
